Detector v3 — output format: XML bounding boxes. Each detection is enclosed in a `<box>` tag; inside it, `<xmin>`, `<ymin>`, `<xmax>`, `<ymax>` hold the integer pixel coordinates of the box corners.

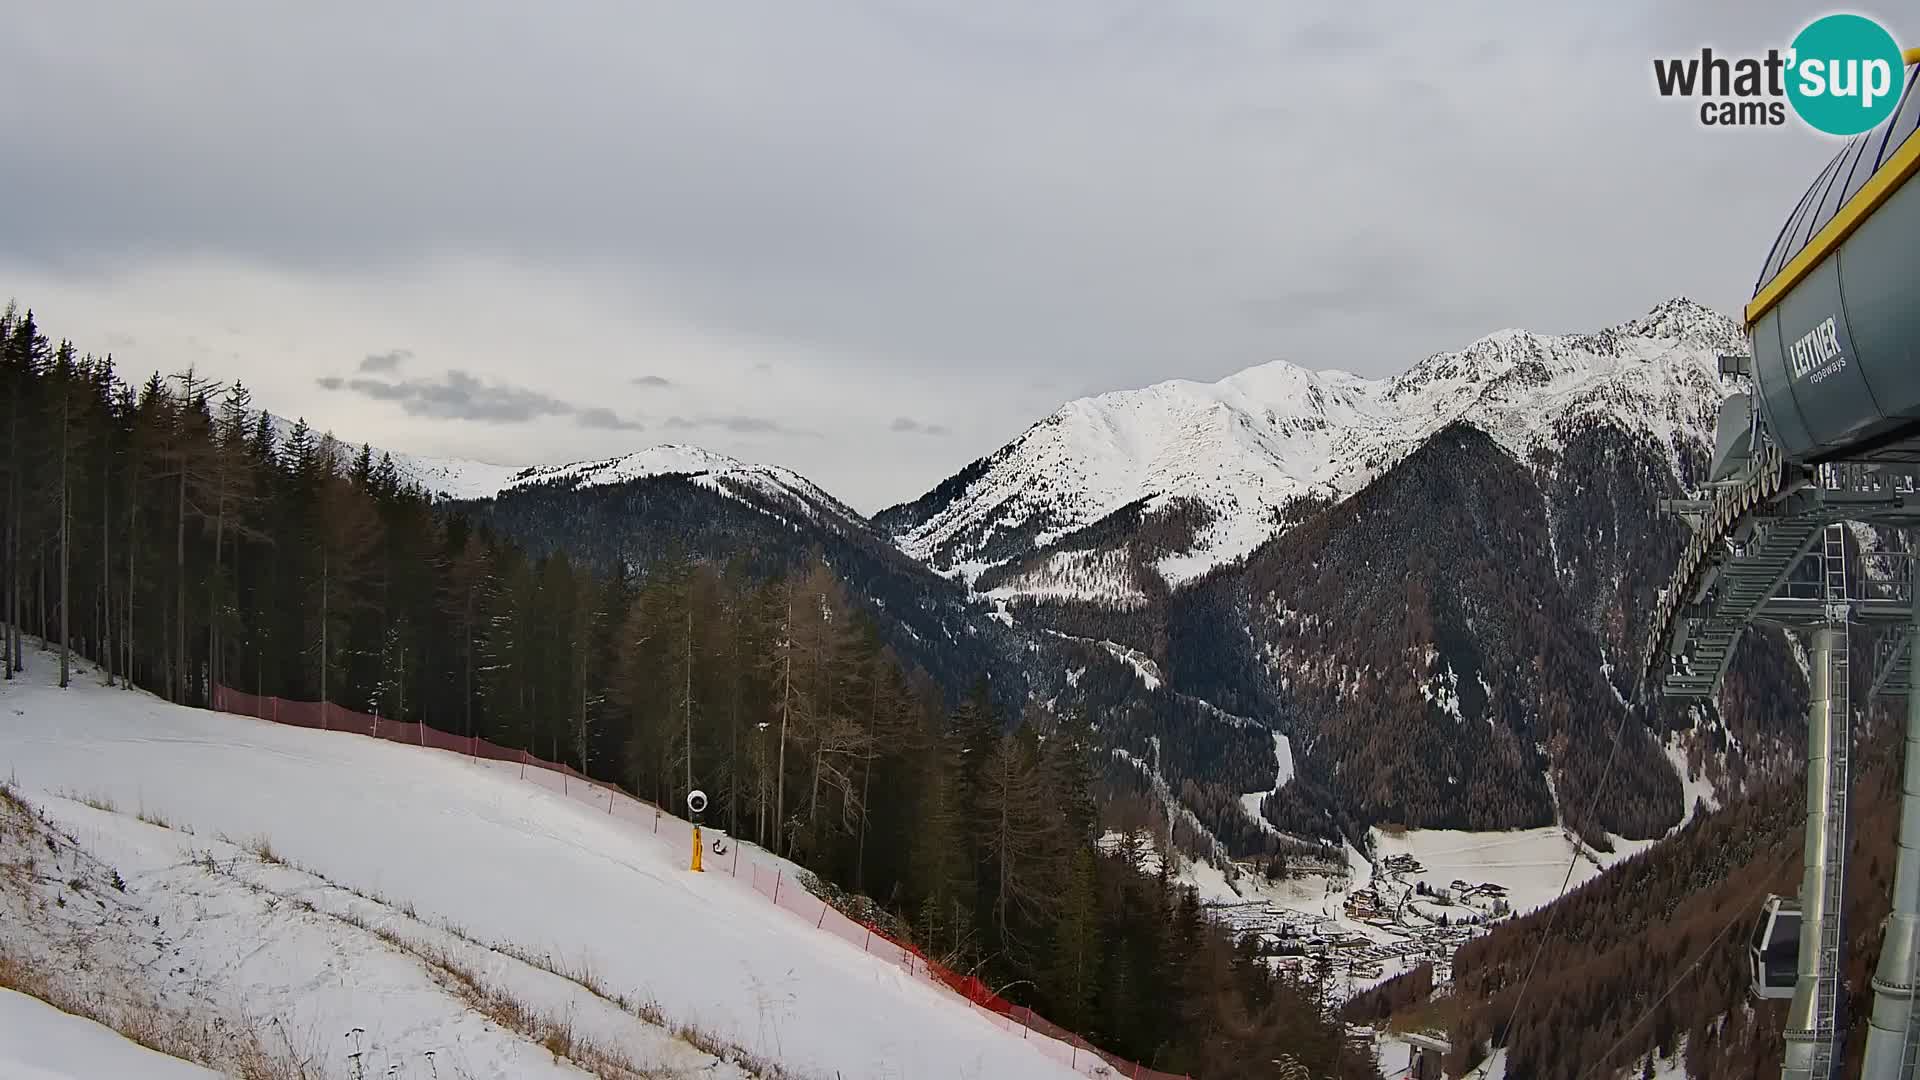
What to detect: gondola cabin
<box><xmin>1750</xmin><ymin>894</ymin><xmax>1801</xmax><ymax>1000</ymax></box>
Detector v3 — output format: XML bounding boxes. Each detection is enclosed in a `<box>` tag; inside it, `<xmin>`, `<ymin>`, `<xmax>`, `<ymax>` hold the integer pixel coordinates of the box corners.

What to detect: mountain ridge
<box><xmin>879</xmin><ymin>297</ymin><xmax>1742</xmax><ymax>600</ymax></box>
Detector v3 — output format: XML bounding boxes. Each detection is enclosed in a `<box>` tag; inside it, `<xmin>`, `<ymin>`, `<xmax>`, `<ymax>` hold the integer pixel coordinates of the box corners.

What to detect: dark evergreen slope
<box><xmin>1240</xmin><ymin>423</ymin><xmax>1680</xmax><ymax>838</ymax></box>
<box><xmin>452</xmin><ymin>470</ymin><xmax>1031</xmax><ymax>714</ymax></box>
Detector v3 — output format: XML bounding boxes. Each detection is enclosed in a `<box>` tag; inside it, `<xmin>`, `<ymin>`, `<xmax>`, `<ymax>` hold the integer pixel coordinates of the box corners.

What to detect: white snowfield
<box><xmin>0</xmin><ymin>658</ymin><xmax>1088</xmax><ymax>1080</ymax></box>
<box><xmin>889</xmin><ymin>297</ymin><xmax>1740</xmax><ymax>592</ymax></box>
<box><xmin>0</xmin><ymin>987</ymin><xmax>221</xmax><ymax>1080</ymax></box>
<box><xmin>1368</xmin><ymin>824</ymin><xmax>1657</xmax><ymax>915</ymax></box>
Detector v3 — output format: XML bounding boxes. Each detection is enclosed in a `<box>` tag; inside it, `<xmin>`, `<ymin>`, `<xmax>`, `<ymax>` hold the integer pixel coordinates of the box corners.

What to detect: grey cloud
<box><xmin>631</xmin><ymin>374</ymin><xmax>673</xmax><ymax>388</ymax></box>
<box><xmin>890</xmin><ymin>416</ymin><xmax>951</xmax><ymax>437</ymax></box>
<box><xmin>1289</xmin><ymin>18</ymin><xmax>1381</xmax><ymax>54</ymax></box>
<box><xmin>359</xmin><ymin>348</ymin><xmax>411</xmax><ymax>373</ymax></box>
<box><xmin>316</xmin><ymin>375</ymin><xmax>344</xmax><ymax>390</ymax></box>
<box><xmin>666</xmin><ymin>414</ymin><xmax>818</xmax><ymax>438</ymax></box>
<box><xmin>578</xmin><ymin>406</ymin><xmax>645</xmax><ymax>431</ymax></box>
<box><xmin>0</xmin><ymin>3</ymin><xmax>1828</xmax><ymax>394</ymax></box>
<box><xmin>319</xmin><ymin>368</ymin><xmax>578</xmax><ymax>424</ymax></box>
<box><xmin>0</xmin><ymin>4</ymin><xmax>1844</xmax><ymax>509</ymax></box>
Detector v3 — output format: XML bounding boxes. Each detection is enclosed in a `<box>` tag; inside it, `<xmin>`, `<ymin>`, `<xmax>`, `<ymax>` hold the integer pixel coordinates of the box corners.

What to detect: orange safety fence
<box><xmin>210</xmin><ymin>686</ymin><xmax>1192</xmax><ymax>1080</ymax></box>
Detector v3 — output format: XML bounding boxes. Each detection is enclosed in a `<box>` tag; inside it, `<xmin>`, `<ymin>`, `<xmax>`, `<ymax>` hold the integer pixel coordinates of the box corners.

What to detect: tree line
<box><xmin>0</xmin><ymin>306</ymin><xmax>1375</xmax><ymax>1079</ymax></box>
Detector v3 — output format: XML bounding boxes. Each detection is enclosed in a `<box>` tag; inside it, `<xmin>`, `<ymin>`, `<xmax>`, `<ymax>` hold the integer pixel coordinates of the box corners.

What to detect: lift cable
<box><xmin>1466</xmin><ymin>695</ymin><xmax>1636</xmax><ymax>1078</ymax></box>
<box><xmin>1574</xmin><ymin>843</ymin><xmax>1799</xmax><ymax>1080</ymax></box>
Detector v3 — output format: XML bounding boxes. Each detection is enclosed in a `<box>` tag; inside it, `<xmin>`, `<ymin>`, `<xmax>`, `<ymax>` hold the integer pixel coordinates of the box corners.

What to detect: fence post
<box><xmin>654</xmin><ymin>808</ymin><xmax>661</xmax><ymax>834</ymax></box>
<box><xmin>731</xmin><ymin>843</ymin><xmax>740</xmax><ymax>876</ymax></box>
<box><xmin>863</xmin><ymin>924</ymin><xmax>872</xmax><ymax>951</ymax></box>
<box><xmin>773</xmin><ymin>869</ymin><xmax>782</xmax><ymax>904</ymax></box>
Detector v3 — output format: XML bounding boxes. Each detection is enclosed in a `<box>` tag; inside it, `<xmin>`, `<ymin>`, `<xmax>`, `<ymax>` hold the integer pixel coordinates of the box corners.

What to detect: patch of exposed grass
<box><xmin>0</xmin><ymin>778</ymin><xmax>30</xmax><ymax>819</ymax></box>
<box><xmin>55</xmin><ymin>788</ymin><xmax>117</xmax><ymax>815</ymax></box>
<box><xmin>0</xmin><ymin>811</ymin><xmax>312</xmax><ymax>1079</ymax></box>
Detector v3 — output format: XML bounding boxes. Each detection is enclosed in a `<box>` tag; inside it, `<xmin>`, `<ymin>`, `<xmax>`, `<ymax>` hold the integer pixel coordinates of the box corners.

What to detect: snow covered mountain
<box><xmin>282</xmin><ymin>418</ymin><xmax>858</xmax><ymax>530</ymax></box>
<box><xmin>879</xmin><ymin>298</ymin><xmax>1742</xmax><ymax>600</ymax></box>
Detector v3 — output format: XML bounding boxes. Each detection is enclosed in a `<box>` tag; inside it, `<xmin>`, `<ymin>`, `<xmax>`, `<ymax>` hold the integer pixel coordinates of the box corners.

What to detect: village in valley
<box><xmin>1199</xmin><ymin>846</ymin><xmax>1512</xmax><ymax>996</ymax></box>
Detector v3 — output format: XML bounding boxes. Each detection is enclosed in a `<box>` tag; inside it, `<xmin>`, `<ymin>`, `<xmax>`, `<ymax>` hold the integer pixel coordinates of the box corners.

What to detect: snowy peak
<box><xmin>1620</xmin><ymin>296</ymin><xmax>1746</xmax><ymax>353</ymax></box>
<box><xmin>505</xmin><ymin>444</ymin><xmax>761</xmax><ymax>489</ymax></box>
<box><xmin>496</xmin><ymin>444</ymin><xmax>864</xmax><ymax>528</ymax></box>
<box><xmin>258</xmin><ymin>411</ymin><xmax>857</xmax><ymax>530</ymax></box>
<box><xmin>885</xmin><ymin>299</ymin><xmax>1742</xmax><ymax>598</ymax></box>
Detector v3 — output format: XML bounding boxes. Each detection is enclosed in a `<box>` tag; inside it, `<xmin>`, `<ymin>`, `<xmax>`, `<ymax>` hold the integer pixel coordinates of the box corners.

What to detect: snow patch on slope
<box><xmin>1099</xmin><ymin>640</ymin><xmax>1164</xmax><ymax>690</ymax></box>
<box><xmin>1239</xmin><ymin>731</ymin><xmax>1295</xmax><ymax>834</ymax></box>
<box><xmin>0</xmin><ymin>988</ymin><xmax>220</xmax><ymax>1080</ymax></box>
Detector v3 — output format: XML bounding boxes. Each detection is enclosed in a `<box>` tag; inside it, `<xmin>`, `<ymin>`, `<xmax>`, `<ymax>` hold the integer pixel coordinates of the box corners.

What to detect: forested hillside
<box><xmin>451</xmin><ymin>460</ymin><xmax>1028</xmax><ymax>717</ymax></box>
<box><xmin>0</xmin><ymin>304</ymin><xmax>1372</xmax><ymax>1079</ymax></box>
<box><xmin>1352</xmin><ymin>695</ymin><xmax>1910</xmax><ymax>1080</ymax></box>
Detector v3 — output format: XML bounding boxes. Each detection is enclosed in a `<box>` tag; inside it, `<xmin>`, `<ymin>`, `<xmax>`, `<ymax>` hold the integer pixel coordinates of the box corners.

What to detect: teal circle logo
<box><xmin>1786</xmin><ymin>14</ymin><xmax>1906</xmax><ymax>135</ymax></box>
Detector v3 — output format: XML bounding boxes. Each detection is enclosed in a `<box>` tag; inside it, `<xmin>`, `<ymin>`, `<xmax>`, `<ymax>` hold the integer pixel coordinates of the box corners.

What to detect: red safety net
<box><xmin>210</xmin><ymin>686</ymin><xmax>1191</xmax><ymax>1080</ymax></box>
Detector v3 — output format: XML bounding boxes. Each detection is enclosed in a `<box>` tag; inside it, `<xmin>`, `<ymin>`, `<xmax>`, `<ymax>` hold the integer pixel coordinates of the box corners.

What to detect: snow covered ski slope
<box><xmin>0</xmin><ymin>657</ymin><xmax>1088</xmax><ymax>1080</ymax></box>
<box><xmin>0</xmin><ymin>988</ymin><xmax>222</xmax><ymax>1079</ymax></box>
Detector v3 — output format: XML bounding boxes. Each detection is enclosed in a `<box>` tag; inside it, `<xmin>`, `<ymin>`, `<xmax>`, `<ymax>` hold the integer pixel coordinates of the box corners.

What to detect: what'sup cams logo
<box><xmin>1654</xmin><ymin>13</ymin><xmax>1909</xmax><ymax>134</ymax></box>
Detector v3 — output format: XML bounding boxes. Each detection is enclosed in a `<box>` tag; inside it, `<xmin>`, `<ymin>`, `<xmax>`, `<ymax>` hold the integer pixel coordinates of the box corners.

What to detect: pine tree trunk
<box><xmin>100</xmin><ymin>448</ymin><xmax>111</xmax><ymax>687</ymax></box>
<box><xmin>175</xmin><ymin>464</ymin><xmax>186</xmax><ymax>704</ymax></box>
<box><xmin>58</xmin><ymin>396</ymin><xmax>69</xmax><ymax>689</ymax></box>
<box><xmin>3</xmin><ymin>490</ymin><xmax>13</xmax><ymax>680</ymax></box>
<box><xmin>856</xmin><ymin>666</ymin><xmax>877</xmax><ymax>894</ymax></box>
<box><xmin>319</xmin><ymin>547</ymin><xmax>328</xmax><ymax>728</ymax></box>
<box><xmin>125</xmin><ymin>500</ymin><xmax>136</xmax><ymax>690</ymax></box>
<box><xmin>728</xmin><ymin>611</ymin><xmax>740</xmax><ymax>840</ymax></box>
<box><xmin>6</xmin><ymin>381</ymin><xmax>18</xmax><ymax>678</ymax></box>
<box><xmin>684</xmin><ymin>603</ymin><xmax>693</xmax><ymax>801</ymax></box>
<box><xmin>465</xmin><ymin>586</ymin><xmax>474</xmax><ymax>742</ymax></box>
<box><xmin>209</xmin><ymin>495</ymin><xmax>224</xmax><ymax>695</ymax></box>
<box><xmin>777</xmin><ymin>581</ymin><xmax>793</xmax><ymax>854</ymax></box>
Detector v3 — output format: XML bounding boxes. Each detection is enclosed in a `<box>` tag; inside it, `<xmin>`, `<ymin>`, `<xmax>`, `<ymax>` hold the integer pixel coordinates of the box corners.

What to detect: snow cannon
<box><xmin>1742</xmin><ymin>57</ymin><xmax>1920</xmax><ymax>467</ymax></box>
<box><xmin>688</xmin><ymin>789</ymin><xmax>708</xmax><ymax>873</ymax></box>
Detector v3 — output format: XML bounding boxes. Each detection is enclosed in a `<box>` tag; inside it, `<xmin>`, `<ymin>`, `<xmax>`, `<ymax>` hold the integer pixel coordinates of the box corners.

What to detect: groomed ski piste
<box><xmin>0</xmin><ymin>648</ymin><xmax>1090</xmax><ymax>1080</ymax></box>
<box><xmin>0</xmin><ymin>987</ymin><xmax>222</xmax><ymax>1079</ymax></box>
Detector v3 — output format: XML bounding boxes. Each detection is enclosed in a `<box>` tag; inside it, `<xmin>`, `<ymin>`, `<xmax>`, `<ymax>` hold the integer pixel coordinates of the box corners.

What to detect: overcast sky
<box><xmin>0</xmin><ymin>1</ymin><xmax>1886</xmax><ymax>511</ymax></box>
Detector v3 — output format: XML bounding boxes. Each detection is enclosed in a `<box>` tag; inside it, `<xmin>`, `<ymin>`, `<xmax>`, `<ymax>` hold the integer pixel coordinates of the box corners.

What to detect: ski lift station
<box><xmin>1645</xmin><ymin>49</ymin><xmax>1920</xmax><ymax>1080</ymax></box>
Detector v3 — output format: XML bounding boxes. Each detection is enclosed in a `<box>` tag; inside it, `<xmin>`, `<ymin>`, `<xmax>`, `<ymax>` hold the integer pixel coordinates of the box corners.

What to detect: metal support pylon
<box><xmin>1786</xmin><ymin>524</ymin><xmax>1852</xmax><ymax>1080</ymax></box>
<box><xmin>1865</xmin><ymin>547</ymin><xmax>1920</xmax><ymax>1080</ymax></box>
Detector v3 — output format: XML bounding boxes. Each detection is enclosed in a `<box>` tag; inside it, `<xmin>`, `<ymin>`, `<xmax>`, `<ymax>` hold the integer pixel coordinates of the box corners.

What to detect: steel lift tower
<box><xmin>1644</xmin><ymin>54</ymin><xmax>1920</xmax><ymax>1080</ymax></box>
